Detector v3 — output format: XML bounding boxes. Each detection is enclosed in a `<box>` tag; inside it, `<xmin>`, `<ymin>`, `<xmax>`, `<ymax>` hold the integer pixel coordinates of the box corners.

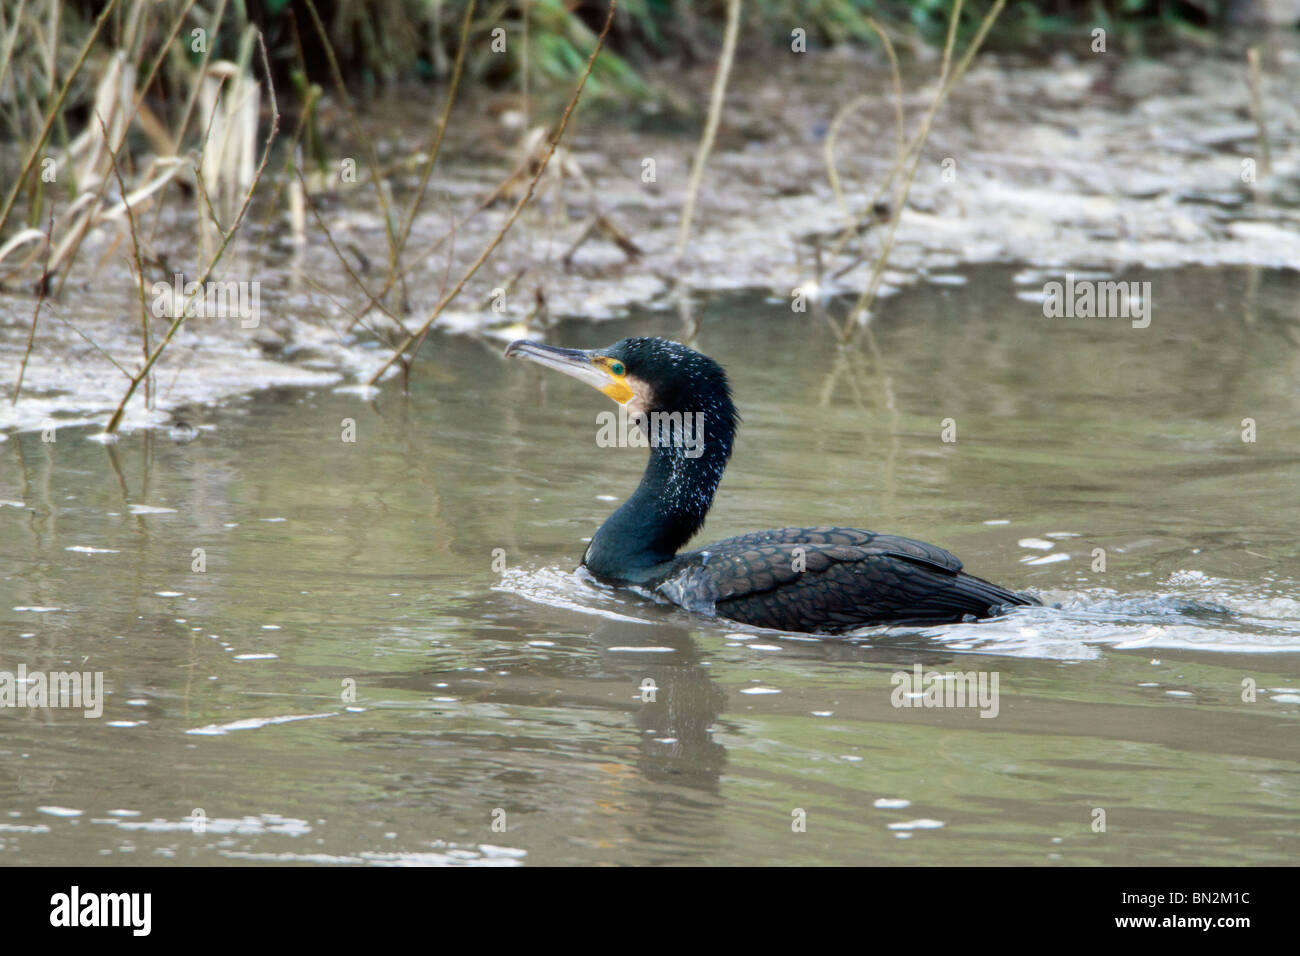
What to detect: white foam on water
<box><xmin>1018</xmin><ymin>538</ymin><xmax>1055</xmax><ymax>550</ymax></box>
<box><xmin>887</xmin><ymin>819</ymin><xmax>945</xmax><ymax>830</ymax></box>
<box><xmin>1023</xmin><ymin>553</ymin><xmax>1070</xmax><ymax>565</ymax></box>
<box><xmin>908</xmin><ymin>580</ymin><xmax>1300</xmax><ymax>659</ymax></box>
<box><xmin>494</xmin><ymin>566</ymin><xmax>655</xmax><ymax>625</ymax></box>
<box><xmin>186</xmin><ymin>712</ymin><xmax>337</xmax><ymax>736</ymax></box>
<box><xmin>128</xmin><ymin>504</ymin><xmax>177</xmax><ymax>515</ymax></box>
<box><xmin>493</xmin><ymin>565</ymin><xmax>1300</xmax><ymax>662</ymax></box>
<box><xmin>96</xmin><ymin>813</ymin><xmax>311</xmax><ymax>836</ymax></box>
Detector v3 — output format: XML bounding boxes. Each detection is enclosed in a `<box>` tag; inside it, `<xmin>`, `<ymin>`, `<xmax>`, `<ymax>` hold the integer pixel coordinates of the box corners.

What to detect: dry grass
<box><xmin>0</xmin><ymin>0</ymin><xmax>1017</xmax><ymax>433</ymax></box>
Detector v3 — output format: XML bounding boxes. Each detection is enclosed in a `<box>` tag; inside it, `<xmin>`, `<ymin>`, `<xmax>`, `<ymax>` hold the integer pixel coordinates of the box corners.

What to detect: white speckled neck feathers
<box><xmin>581</xmin><ymin>343</ymin><xmax>738</xmax><ymax>584</ymax></box>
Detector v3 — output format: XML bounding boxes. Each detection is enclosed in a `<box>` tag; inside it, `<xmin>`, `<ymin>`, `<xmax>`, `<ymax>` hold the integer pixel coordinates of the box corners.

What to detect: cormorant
<box><xmin>506</xmin><ymin>336</ymin><xmax>1036</xmax><ymax>634</ymax></box>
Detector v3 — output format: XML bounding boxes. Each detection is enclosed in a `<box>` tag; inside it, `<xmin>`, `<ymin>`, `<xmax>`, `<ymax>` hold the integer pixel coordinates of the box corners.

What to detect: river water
<box><xmin>2</xmin><ymin>264</ymin><xmax>1298</xmax><ymax>865</ymax></box>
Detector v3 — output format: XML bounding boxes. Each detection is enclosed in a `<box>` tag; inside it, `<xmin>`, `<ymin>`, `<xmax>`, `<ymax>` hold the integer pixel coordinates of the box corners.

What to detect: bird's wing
<box><xmin>655</xmin><ymin>525</ymin><xmax>964</xmax><ymax>615</ymax></box>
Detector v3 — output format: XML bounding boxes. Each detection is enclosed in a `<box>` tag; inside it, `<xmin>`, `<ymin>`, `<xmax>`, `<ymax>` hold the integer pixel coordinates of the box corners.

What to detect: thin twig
<box><xmin>343</xmin><ymin>150</ymin><xmax>539</xmax><ymax>333</ymax></box>
<box><xmin>342</xmin><ymin>1</ymin><xmax>479</xmax><ymax>331</ymax></box>
<box><xmin>50</xmin><ymin>311</ymin><xmax>134</xmax><ymax>379</ymax></box>
<box><xmin>406</xmin><ymin>196</ymin><xmax>459</xmax><ymax>372</ymax></box>
<box><xmin>0</xmin><ymin>0</ymin><xmax>120</xmax><ymax>241</ymax></box>
<box><xmin>145</xmin><ymin>0</ymin><xmax>224</xmax><ymax>246</ymax></box>
<box><xmin>674</xmin><ymin>0</ymin><xmax>740</xmax><ymax>261</ymax></box>
<box><xmin>104</xmin><ymin>33</ymin><xmax>280</xmax><ymax>435</ymax></box>
<box><xmin>50</xmin><ymin>1</ymin><xmax>197</xmax><ymax>295</ymax></box>
<box><xmin>12</xmin><ymin>206</ymin><xmax>54</xmax><ymax>405</ymax></box>
<box><xmin>366</xmin><ymin>0</ymin><xmax>618</xmax><ymax>386</ymax></box>
<box><xmin>824</xmin><ymin>17</ymin><xmax>904</xmax><ymax>232</ymax></box>
<box><xmin>302</xmin><ymin>0</ymin><xmax>401</xmax><ymax>289</ymax></box>
<box><xmin>295</xmin><ymin>165</ymin><xmax>404</xmax><ymax>327</ymax></box>
<box><xmin>829</xmin><ymin>0</ymin><xmax>1005</xmax><ymax>267</ymax></box>
<box><xmin>840</xmin><ymin>0</ymin><xmax>968</xmax><ymax>335</ymax></box>
<box><xmin>1246</xmin><ymin>47</ymin><xmax>1271</xmax><ymax>178</ymax></box>
<box><xmin>395</xmin><ymin>0</ymin><xmax>475</xmax><ymax>260</ymax></box>
<box><xmin>95</xmin><ymin>108</ymin><xmax>154</xmax><ymax>410</ymax></box>
<box><xmin>839</xmin><ymin>0</ymin><xmax>1005</xmax><ymax>337</ymax></box>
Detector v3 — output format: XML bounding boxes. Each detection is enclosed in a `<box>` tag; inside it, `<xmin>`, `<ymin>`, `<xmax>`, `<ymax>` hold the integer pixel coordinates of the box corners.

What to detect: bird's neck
<box><xmin>583</xmin><ymin>409</ymin><xmax>733</xmax><ymax>583</ymax></box>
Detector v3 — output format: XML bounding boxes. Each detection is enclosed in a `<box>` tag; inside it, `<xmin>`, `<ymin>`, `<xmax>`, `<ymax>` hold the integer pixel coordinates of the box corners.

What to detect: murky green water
<box><xmin>2</xmin><ymin>265</ymin><xmax>1299</xmax><ymax>865</ymax></box>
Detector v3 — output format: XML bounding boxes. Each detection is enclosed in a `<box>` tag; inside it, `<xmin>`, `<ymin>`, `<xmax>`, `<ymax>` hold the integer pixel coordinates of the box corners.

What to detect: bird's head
<box><xmin>504</xmin><ymin>336</ymin><xmax>736</xmax><ymax>428</ymax></box>
<box><xmin>506</xmin><ymin>337</ymin><xmax>739</xmax><ymax>560</ymax></box>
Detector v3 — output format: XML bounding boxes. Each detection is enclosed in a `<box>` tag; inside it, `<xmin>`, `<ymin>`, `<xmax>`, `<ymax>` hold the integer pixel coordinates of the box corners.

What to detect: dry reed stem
<box><xmin>396</xmin><ymin>0</ymin><xmax>476</xmax><ymax>260</ymax></box>
<box><xmin>829</xmin><ymin>0</ymin><xmax>1005</xmax><ymax>270</ymax></box>
<box><xmin>104</xmin><ymin>33</ymin><xmax>280</xmax><ymax>435</ymax></box>
<box><xmin>838</xmin><ymin>0</ymin><xmax>1005</xmax><ymax>338</ymax></box>
<box><xmin>365</xmin><ymin>0</ymin><xmax>618</xmax><ymax>387</ymax></box>
<box><xmin>11</xmin><ymin>206</ymin><xmax>54</xmax><ymax>405</ymax></box>
<box><xmin>302</xmin><ymin>0</ymin><xmax>402</xmax><ymax>287</ymax></box>
<box><xmin>143</xmin><ymin>0</ymin><xmax>222</xmax><ymax>245</ymax></box>
<box><xmin>673</xmin><ymin>0</ymin><xmax>740</xmax><ymax>261</ymax></box>
<box><xmin>331</xmin><ymin>0</ymin><xmax>477</xmax><ymax>332</ymax></box>
<box><xmin>838</xmin><ymin>0</ymin><xmax>966</xmax><ymax>337</ymax></box>
<box><xmin>39</xmin><ymin>0</ymin><xmax>197</xmax><ymax>294</ymax></box>
<box><xmin>295</xmin><ymin>165</ymin><xmax>405</xmax><ymax>329</ymax></box>
<box><xmin>1246</xmin><ymin>47</ymin><xmax>1271</xmax><ymax>178</ymax></box>
<box><xmin>0</xmin><ymin>0</ymin><xmax>120</xmax><ymax>240</ymax></box>
<box><xmin>824</xmin><ymin>16</ymin><xmax>903</xmax><ymax>233</ymax></box>
<box><xmin>95</xmin><ymin>108</ymin><xmax>155</xmax><ymax>409</ymax></box>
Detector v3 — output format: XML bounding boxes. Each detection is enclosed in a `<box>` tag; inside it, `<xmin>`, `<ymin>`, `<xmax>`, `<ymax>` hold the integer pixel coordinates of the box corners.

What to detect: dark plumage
<box><xmin>506</xmin><ymin>336</ymin><xmax>1036</xmax><ymax>634</ymax></box>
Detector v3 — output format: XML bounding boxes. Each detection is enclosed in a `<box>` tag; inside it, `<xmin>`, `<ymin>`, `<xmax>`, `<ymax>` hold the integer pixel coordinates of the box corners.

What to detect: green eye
<box><xmin>609</xmin><ymin>361</ymin><xmax>625</xmax><ymax>376</ymax></box>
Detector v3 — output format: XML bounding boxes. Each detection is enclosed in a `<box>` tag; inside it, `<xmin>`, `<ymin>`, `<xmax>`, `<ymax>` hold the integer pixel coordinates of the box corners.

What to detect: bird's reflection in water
<box><xmin>584</xmin><ymin>619</ymin><xmax>728</xmax><ymax>788</ymax></box>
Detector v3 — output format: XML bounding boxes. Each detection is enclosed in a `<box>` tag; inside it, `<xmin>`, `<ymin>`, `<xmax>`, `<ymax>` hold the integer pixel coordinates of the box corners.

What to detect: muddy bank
<box><xmin>2</xmin><ymin>40</ymin><xmax>1298</xmax><ymax>434</ymax></box>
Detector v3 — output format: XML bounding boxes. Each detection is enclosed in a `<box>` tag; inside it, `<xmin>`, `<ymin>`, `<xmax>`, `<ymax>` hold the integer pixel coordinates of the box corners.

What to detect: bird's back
<box><xmin>653</xmin><ymin>526</ymin><xmax>1036</xmax><ymax>633</ymax></box>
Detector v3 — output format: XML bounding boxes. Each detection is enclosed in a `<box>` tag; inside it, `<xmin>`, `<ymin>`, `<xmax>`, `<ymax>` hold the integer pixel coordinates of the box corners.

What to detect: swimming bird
<box><xmin>505</xmin><ymin>337</ymin><xmax>1035</xmax><ymax>634</ymax></box>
